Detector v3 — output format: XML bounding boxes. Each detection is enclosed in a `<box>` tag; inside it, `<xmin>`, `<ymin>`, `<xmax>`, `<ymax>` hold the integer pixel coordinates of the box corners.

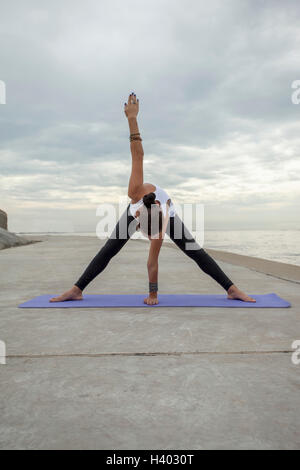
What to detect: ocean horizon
<box><xmin>19</xmin><ymin>229</ymin><xmax>300</xmax><ymax>267</ymax></box>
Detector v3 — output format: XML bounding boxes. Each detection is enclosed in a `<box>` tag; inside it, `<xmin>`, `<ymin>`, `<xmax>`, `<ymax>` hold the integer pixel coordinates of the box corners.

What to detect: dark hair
<box><xmin>142</xmin><ymin>192</ymin><xmax>156</xmax><ymax>208</ymax></box>
<box><xmin>138</xmin><ymin>192</ymin><xmax>162</xmax><ymax>237</ymax></box>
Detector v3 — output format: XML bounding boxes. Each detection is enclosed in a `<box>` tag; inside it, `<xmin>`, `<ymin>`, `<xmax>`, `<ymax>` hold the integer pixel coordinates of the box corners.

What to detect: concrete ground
<box><xmin>0</xmin><ymin>235</ymin><xmax>299</xmax><ymax>450</ymax></box>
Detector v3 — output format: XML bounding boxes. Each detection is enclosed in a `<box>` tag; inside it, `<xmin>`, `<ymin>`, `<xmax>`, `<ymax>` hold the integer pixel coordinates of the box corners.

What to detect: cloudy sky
<box><xmin>1</xmin><ymin>0</ymin><xmax>300</xmax><ymax>232</ymax></box>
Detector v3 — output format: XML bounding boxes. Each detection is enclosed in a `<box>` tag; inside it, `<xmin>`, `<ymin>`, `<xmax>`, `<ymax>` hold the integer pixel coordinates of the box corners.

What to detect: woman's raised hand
<box><xmin>124</xmin><ymin>92</ymin><xmax>139</xmax><ymax>119</ymax></box>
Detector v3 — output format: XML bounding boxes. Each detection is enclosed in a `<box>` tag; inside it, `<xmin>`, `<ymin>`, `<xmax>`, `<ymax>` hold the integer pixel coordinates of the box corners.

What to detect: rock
<box><xmin>0</xmin><ymin>227</ymin><xmax>36</xmax><ymax>250</ymax></box>
<box><xmin>0</xmin><ymin>209</ymin><xmax>7</xmax><ymax>230</ymax></box>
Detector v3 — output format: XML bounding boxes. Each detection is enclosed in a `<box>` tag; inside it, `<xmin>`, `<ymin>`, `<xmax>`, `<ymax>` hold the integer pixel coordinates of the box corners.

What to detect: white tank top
<box><xmin>129</xmin><ymin>184</ymin><xmax>176</xmax><ymax>220</ymax></box>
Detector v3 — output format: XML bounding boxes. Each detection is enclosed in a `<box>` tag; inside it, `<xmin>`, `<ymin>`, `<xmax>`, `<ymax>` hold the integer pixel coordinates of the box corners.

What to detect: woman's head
<box><xmin>136</xmin><ymin>192</ymin><xmax>163</xmax><ymax>239</ymax></box>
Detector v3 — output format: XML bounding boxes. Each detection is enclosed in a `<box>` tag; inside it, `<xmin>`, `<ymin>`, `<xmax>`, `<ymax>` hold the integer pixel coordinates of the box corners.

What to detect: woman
<box><xmin>50</xmin><ymin>92</ymin><xmax>256</xmax><ymax>305</ymax></box>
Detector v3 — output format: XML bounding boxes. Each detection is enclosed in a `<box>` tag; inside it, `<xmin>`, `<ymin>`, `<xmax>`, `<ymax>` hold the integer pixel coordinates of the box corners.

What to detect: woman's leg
<box><xmin>166</xmin><ymin>214</ymin><xmax>234</xmax><ymax>291</ymax></box>
<box><xmin>50</xmin><ymin>205</ymin><xmax>137</xmax><ymax>301</ymax></box>
<box><xmin>74</xmin><ymin>205</ymin><xmax>136</xmax><ymax>291</ymax></box>
<box><xmin>166</xmin><ymin>214</ymin><xmax>256</xmax><ymax>301</ymax></box>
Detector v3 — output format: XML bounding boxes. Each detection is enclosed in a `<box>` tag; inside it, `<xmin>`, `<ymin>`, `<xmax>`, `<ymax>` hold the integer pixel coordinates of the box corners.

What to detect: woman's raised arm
<box><xmin>125</xmin><ymin>93</ymin><xmax>145</xmax><ymax>200</ymax></box>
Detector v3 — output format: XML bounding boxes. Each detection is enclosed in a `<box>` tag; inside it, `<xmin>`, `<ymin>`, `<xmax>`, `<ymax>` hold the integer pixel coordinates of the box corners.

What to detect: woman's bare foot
<box><xmin>227</xmin><ymin>284</ymin><xmax>256</xmax><ymax>302</ymax></box>
<box><xmin>50</xmin><ymin>285</ymin><xmax>83</xmax><ymax>302</ymax></box>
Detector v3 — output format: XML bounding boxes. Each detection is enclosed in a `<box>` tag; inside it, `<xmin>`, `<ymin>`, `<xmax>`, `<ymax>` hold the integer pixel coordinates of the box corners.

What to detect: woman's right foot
<box><xmin>50</xmin><ymin>286</ymin><xmax>83</xmax><ymax>302</ymax></box>
<box><xmin>227</xmin><ymin>284</ymin><xmax>256</xmax><ymax>302</ymax></box>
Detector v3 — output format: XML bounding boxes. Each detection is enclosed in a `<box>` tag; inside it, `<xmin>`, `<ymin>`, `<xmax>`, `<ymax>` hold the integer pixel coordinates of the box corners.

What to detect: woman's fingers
<box><xmin>127</xmin><ymin>92</ymin><xmax>138</xmax><ymax>104</ymax></box>
<box><xmin>124</xmin><ymin>92</ymin><xmax>139</xmax><ymax>118</ymax></box>
<box><xmin>144</xmin><ymin>297</ymin><xmax>158</xmax><ymax>305</ymax></box>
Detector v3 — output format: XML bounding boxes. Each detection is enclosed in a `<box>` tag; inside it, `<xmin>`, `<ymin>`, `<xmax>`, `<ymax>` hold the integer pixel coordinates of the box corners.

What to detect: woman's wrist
<box><xmin>128</xmin><ymin>117</ymin><xmax>138</xmax><ymax>125</ymax></box>
<box><xmin>128</xmin><ymin>116</ymin><xmax>140</xmax><ymax>134</ymax></box>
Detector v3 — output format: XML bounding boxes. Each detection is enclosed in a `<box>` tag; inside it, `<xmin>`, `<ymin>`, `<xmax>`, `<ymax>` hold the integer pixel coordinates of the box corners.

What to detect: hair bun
<box><xmin>143</xmin><ymin>192</ymin><xmax>156</xmax><ymax>208</ymax></box>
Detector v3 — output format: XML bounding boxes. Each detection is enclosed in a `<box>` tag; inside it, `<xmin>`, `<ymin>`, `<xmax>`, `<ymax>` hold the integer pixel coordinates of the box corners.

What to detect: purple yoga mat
<box><xmin>18</xmin><ymin>293</ymin><xmax>291</xmax><ymax>308</ymax></box>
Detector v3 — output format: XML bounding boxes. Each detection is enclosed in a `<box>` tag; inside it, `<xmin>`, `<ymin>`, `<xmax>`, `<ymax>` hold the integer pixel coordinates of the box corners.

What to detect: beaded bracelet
<box><xmin>149</xmin><ymin>282</ymin><xmax>158</xmax><ymax>293</ymax></box>
<box><xmin>130</xmin><ymin>132</ymin><xmax>142</xmax><ymax>142</ymax></box>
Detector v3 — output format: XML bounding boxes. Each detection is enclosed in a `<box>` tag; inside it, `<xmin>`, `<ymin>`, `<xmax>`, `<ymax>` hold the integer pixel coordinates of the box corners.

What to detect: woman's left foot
<box><xmin>227</xmin><ymin>285</ymin><xmax>256</xmax><ymax>302</ymax></box>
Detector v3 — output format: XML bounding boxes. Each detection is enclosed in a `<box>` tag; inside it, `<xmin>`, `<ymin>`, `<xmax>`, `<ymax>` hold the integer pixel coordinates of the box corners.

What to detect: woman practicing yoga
<box><xmin>51</xmin><ymin>92</ymin><xmax>256</xmax><ymax>305</ymax></box>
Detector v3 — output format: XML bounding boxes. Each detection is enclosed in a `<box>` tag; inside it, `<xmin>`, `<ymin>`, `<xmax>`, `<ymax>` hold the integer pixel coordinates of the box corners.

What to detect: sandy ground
<box><xmin>0</xmin><ymin>235</ymin><xmax>299</xmax><ymax>450</ymax></box>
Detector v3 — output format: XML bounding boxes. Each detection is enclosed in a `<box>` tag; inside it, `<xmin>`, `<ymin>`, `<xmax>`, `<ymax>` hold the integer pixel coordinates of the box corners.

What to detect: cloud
<box><xmin>0</xmin><ymin>0</ymin><xmax>300</xmax><ymax>231</ymax></box>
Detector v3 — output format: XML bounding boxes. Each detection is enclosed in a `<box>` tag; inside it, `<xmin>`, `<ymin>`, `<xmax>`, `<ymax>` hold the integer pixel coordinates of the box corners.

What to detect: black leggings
<box><xmin>74</xmin><ymin>204</ymin><xmax>234</xmax><ymax>292</ymax></box>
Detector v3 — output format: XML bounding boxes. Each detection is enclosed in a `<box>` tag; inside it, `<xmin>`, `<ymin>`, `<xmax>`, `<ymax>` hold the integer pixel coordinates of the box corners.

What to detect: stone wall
<box><xmin>0</xmin><ymin>209</ymin><xmax>7</xmax><ymax>230</ymax></box>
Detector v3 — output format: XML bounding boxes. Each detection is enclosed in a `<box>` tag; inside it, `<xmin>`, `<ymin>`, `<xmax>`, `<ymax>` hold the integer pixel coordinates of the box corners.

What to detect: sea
<box><xmin>20</xmin><ymin>230</ymin><xmax>300</xmax><ymax>267</ymax></box>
